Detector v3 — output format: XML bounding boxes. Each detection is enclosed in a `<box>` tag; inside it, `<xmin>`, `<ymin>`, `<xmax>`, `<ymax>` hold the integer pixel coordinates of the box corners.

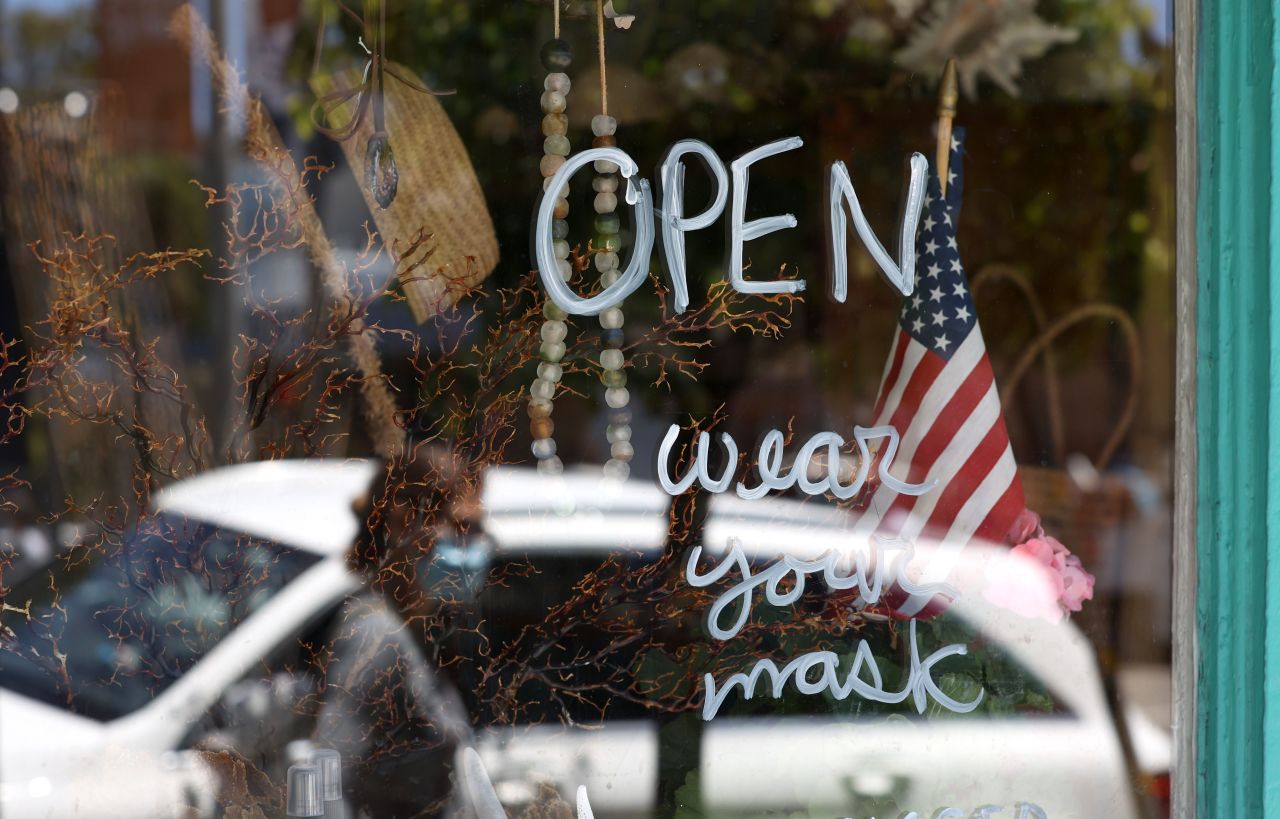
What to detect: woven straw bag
<box><xmin>973</xmin><ymin>265</ymin><xmax>1141</xmax><ymax>567</ymax></box>
<box><xmin>311</xmin><ymin>63</ymin><xmax>499</xmax><ymax>323</ymax></box>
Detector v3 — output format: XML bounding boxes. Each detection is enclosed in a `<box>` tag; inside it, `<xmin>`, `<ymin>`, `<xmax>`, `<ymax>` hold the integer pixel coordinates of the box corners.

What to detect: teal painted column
<box><xmin>1196</xmin><ymin>0</ymin><xmax>1279</xmax><ymax>814</ymax></box>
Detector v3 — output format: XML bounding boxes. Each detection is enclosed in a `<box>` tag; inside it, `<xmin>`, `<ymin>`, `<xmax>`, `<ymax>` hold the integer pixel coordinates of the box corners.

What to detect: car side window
<box><xmin>0</xmin><ymin>514</ymin><xmax>321</xmax><ymax>721</ymax></box>
<box><xmin>464</xmin><ymin>549</ymin><xmax>658</xmax><ymax>726</ymax></box>
<box><xmin>179</xmin><ymin>598</ymin><xmax>345</xmax><ymax>781</ymax></box>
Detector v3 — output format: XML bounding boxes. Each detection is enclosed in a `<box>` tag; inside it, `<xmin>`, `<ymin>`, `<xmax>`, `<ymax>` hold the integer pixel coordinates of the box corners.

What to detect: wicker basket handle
<box><xmin>997</xmin><ymin>304</ymin><xmax>1142</xmax><ymax>471</ymax></box>
<box><xmin>971</xmin><ymin>265</ymin><xmax>1066</xmax><ymax>465</ymax></box>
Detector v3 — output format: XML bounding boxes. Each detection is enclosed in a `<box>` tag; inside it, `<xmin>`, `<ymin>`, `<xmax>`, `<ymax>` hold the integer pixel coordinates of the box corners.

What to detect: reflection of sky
<box><xmin>1145</xmin><ymin>0</ymin><xmax>1172</xmax><ymax>42</ymax></box>
<box><xmin>1123</xmin><ymin>0</ymin><xmax>1171</xmax><ymax>63</ymax></box>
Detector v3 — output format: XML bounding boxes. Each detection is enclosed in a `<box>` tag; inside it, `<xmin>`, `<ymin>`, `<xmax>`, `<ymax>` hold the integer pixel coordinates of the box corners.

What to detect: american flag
<box><xmin>854</xmin><ymin>129</ymin><xmax>1025</xmax><ymax>616</ymax></box>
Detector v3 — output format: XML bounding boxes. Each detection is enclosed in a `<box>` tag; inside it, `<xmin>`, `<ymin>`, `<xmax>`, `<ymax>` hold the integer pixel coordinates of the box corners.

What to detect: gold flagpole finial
<box><xmin>936</xmin><ymin>57</ymin><xmax>959</xmax><ymax>196</ymax></box>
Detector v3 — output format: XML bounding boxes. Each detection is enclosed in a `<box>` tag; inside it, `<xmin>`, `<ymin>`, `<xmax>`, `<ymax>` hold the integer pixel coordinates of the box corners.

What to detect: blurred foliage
<box><xmin>4</xmin><ymin>5</ymin><xmax>96</xmax><ymax>94</ymax></box>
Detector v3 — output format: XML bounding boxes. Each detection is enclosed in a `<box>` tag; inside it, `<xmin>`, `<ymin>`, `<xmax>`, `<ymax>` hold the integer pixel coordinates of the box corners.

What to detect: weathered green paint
<box><xmin>1196</xmin><ymin>0</ymin><xmax>1278</xmax><ymax>814</ymax></box>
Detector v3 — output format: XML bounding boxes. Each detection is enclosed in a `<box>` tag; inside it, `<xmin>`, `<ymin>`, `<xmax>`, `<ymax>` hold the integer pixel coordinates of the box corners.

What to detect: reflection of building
<box><xmin>97</xmin><ymin>0</ymin><xmax>195</xmax><ymax>151</ymax></box>
<box><xmin>95</xmin><ymin>0</ymin><xmax>297</xmax><ymax>149</ymax></box>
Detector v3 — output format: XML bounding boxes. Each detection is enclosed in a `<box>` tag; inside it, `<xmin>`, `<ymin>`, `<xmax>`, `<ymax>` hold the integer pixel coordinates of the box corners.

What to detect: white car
<box><xmin>0</xmin><ymin>459</ymin><xmax>1141</xmax><ymax>818</ymax></box>
<box><xmin>0</xmin><ymin>459</ymin><xmax>380</xmax><ymax>819</ymax></box>
<box><xmin>474</xmin><ymin>468</ymin><xmax>1142</xmax><ymax>819</ymax></box>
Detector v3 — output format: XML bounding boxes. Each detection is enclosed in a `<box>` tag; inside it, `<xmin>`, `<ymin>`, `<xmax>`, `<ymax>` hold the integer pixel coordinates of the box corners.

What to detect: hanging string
<box><xmin>589</xmin><ymin>0</ymin><xmax>630</xmax><ymax>479</ymax></box>
<box><xmin>553</xmin><ymin>0</ymin><xmax>560</xmax><ymax>38</ymax></box>
<box><xmin>596</xmin><ymin>0</ymin><xmax>608</xmax><ymax>116</ymax></box>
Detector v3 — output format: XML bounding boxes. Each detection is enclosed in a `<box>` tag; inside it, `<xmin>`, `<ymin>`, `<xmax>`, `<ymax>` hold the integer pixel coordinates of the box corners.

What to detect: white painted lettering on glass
<box><xmin>728</xmin><ymin>137</ymin><xmax>806</xmax><ymax>296</ymax></box>
<box><xmin>828</xmin><ymin>152</ymin><xmax>929</xmax><ymax>300</ymax></box>
<box><xmin>657</xmin><ymin>139</ymin><xmax>729</xmax><ymax>314</ymax></box>
<box><xmin>686</xmin><ymin>536</ymin><xmax>957</xmax><ymax>641</ymax></box>
<box><xmin>701</xmin><ymin>618</ymin><xmax>983</xmax><ymax>720</ymax></box>
<box><xmin>657</xmin><ymin>423</ymin><xmax>936</xmax><ymax>499</ymax></box>
<box><xmin>534</xmin><ymin>138</ymin><xmax>935</xmax><ymax>313</ymax></box>
<box><xmin>535</xmin><ymin>147</ymin><xmax>655</xmax><ymax>315</ymax></box>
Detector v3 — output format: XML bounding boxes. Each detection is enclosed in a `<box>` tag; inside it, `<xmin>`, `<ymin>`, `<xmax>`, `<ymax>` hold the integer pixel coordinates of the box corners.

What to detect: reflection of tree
<box><xmin>6</xmin><ymin>6</ymin><xmax>95</xmax><ymax>93</ymax></box>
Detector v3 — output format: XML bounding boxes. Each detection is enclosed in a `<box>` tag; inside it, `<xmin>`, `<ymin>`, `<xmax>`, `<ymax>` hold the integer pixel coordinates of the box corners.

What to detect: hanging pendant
<box><xmin>365</xmin><ymin>132</ymin><xmax>398</xmax><ymax>209</ymax></box>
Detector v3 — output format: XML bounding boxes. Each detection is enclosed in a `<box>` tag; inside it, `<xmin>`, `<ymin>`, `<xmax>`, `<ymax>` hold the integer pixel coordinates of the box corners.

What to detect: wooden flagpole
<box><xmin>936</xmin><ymin>58</ymin><xmax>959</xmax><ymax>196</ymax></box>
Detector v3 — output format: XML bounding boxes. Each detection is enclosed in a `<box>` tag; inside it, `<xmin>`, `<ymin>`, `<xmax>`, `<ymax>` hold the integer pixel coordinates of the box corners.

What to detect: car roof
<box><xmin>481</xmin><ymin>465</ymin><xmax>851</xmax><ymax>554</ymax></box>
<box><xmin>152</xmin><ymin>458</ymin><xmax>380</xmax><ymax>556</ymax></box>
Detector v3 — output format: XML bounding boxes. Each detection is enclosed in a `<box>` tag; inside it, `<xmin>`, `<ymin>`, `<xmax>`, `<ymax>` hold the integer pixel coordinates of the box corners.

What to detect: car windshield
<box><xmin>0</xmin><ymin>513</ymin><xmax>320</xmax><ymax>721</ymax></box>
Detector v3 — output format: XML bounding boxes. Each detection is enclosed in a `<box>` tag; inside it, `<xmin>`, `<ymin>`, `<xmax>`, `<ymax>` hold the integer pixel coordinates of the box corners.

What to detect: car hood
<box><xmin>0</xmin><ymin>689</ymin><xmax>105</xmax><ymax>762</ymax></box>
<box><xmin>0</xmin><ymin>690</ymin><xmax>217</xmax><ymax>818</ymax></box>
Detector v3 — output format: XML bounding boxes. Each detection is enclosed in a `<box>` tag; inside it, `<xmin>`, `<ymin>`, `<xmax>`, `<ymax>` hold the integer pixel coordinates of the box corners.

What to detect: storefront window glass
<box><xmin>0</xmin><ymin>1</ymin><xmax>1177</xmax><ymax>816</ymax></box>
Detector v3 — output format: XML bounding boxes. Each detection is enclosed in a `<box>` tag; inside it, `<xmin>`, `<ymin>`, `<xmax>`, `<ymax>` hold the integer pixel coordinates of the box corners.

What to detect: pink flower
<box><xmin>982</xmin><ymin>546</ymin><xmax>1065</xmax><ymax>623</ymax></box>
<box><xmin>1058</xmin><ymin>552</ymin><xmax>1095</xmax><ymax>612</ymax></box>
<box><xmin>984</xmin><ymin>509</ymin><xmax>1096</xmax><ymax>621</ymax></box>
<box><xmin>1007</xmin><ymin>508</ymin><xmax>1044</xmax><ymax>545</ymax></box>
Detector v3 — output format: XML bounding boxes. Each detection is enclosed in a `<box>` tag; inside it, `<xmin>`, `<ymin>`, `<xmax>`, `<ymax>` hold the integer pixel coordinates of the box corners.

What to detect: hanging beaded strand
<box><xmin>529</xmin><ymin>5</ymin><xmax>574</xmax><ymax>477</ymax></box>
<box><xmin>592</xmin><ymin>0</ymin><xmax>633</xmax><ymax>480</ymax></box>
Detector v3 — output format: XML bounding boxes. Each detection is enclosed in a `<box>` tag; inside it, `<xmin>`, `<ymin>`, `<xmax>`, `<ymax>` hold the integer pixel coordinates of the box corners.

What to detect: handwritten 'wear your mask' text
<box><xmin>688</xmin><ymin>538</ymin><xmax>977</xmax><ymax>720</ymax></box>
<box><xmin>533</xmin><ymin>137</ymin><xmax>928</xmax><ymax>315</ymax></box>
<box><xmin>657</xmin><ymin>424</ymin><xmax>935</xmax><ymax>499</ymax></box>
<box><xmin>686</xmin><ymin>536</ymin><xmax>956</xmax><ymax>641</ymax></box>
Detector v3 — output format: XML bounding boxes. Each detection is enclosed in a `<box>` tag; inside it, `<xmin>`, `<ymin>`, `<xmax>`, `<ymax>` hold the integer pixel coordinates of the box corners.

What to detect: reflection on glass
<box><xmin>0</xmin><ymin>0</ymin><xmax>1174</xmax><ymax>816</ymax></box>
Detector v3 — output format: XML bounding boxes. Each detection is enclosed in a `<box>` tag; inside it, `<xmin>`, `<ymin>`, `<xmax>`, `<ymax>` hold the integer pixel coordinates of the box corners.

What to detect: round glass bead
<box><xmin>540</xmin><ymin>320</ymin><xmax>567</xmax><ymax>344</ymax></box>
<box><xmin>609</xmin><ymin>407</ymin><xmax>633</xmax><ymax>426</ymax></box>
<box><xmin>538</xmin><ymin>361</ymin><xmax>563</xmax><ymax>382</ymax></box>
<box><xmin>537</xmin><ymin>455</ymin><xmax>564</xmax><ymax>475</ymax></box>
<box><xmin>531</xmin><ymin>437</ymin><xmax>558</xmax><ymax>459</ymax></box>
<box><xmin>540</xmin><ymin>39</ymin><xmax>574</xmax><ymax>71</ymax></box>
<box><xmin>542</xmin><ymin>176</ymin><xmax>568</xmax><ymax>195</ymax></box>
<box><xmin>606</xmin><ymin>423</ymin><xmax>632</xmax><ymax>443</ymax></box>
<box><xmin>611</xmin><ymin>440</ymin><xmax>635</xmax><ymax>461</ymax></box>
<box><xmin>556</xmin><ymin>259</ymin><xmax>573</xmax><ymax>281</ymax></box>
<box><xmin>553</xmin><ymin>239</ymin><xmax>571</xmax><ymax>260</ymax></box>
<box><xmin>542</xmin><ymin>113</ymin><xmax>569</xmax><ymax>136</ymax></box>
<box><xmin>530</xmin><ymin>416</ymin><xmax>554</xmax><ymax>439</ymax></box>
<box><xmin>544</xmin><ymin>72</ymin><xmax>571</xmax><ymax>94</ymax></box>
<box><xmin>600</xmin><ymin>307</ymin><xmax>625</xmax><ymax>329</ymax></box>
<box><xmin>528</xmin><ymin>397</ymin><xmax>553</xmax><ymax>418</ymax></box>
<box><xmin>601</xmin><ymin>348</ymin><xmax>624</xmax><ymax>370</ymax></box>
<box><xmin>592</xmin><ymin>135</ymin><xmax>617</xmax><ymax>149</ymax></box>
<box><xmin>603</xmin><ymin>459</ymin><xmax>630</xmax><ymax>480</ymax></box>
<box><xmin>552</xmin><ymin>219</ymin><xmax>570</xmax><ymax>240</ymax></box>
<box><xmin>543</xmin><ymin>301</ymin><xmax>567</xmax><ymax>320</ymax></box>
<box><xmin>595</xmin><ymin>251</ymin><xmax>620</xmax><ymax>272</ymax></box>
<box><xmin>531</xmin><ymin>377</ymin><xmax>555</xmax><ymax>400</ymax></box>
<box><xmin>540</xmin><ymin>154</ymin><xmax>565</xmax><ymax>177</ymax></box>
<box><xmin>594</xmin><ymin>159</ymin><xmax>619</xmax><ymax>174</ymax></box>
<box><xmin>553</xmin><ymin>197</ymin><xmax>570</xmax><ymax>219</ymax></box>
<box><xmin>600</xmin><ymin>270</ymin><xmax>620</xmax><ymax>286</ymax></box>
<box><xmin>594</xmin><ymin>192</ymin><xmax>618</xmax><ymax>213</ymax></box>
<box><xmin>591</xmin><ymin>114</ymin><xmax>618</xmax><ymax>136</ymax></box>
<box><xmin>594</xmin><ymin>213</ymin><xmax>621</xmax><ymax>233</ymax></box>
<box><xmin>544</xmin><ymin>134</ymin><xmax>571</xmax><ymax>156</ymax></box>
<box><xmin>601</xmin><ymin>369</ymin><xmax>626</xmax><ymax>388</ymax></box>
<box><xmin>594</xmin><ymin>233</ymin><xmax>620</xmax><ymax>253</ymax></box>
<box><xmin>601</xmin><ymin>328</ymin><xmax>625</xmax><ymax>348</ymax></box>
<box><xmin>605</xmin><ymin>387</ymin><xmax>630</xmax><ymax>409</ymax></box>
<box><xmin>540</xmin><ymin>340</ymin><xmax>566</xmax><ymax>362</ymax></box>
<box><xmin>592</xmin><ymin>175</ymin><xmax>619</xmax><ymax>193</ymax></box>
<box><xmin>540</xmin><ymin>90</ymin><xmax>566</xmax><ymax>114</ymax></box>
